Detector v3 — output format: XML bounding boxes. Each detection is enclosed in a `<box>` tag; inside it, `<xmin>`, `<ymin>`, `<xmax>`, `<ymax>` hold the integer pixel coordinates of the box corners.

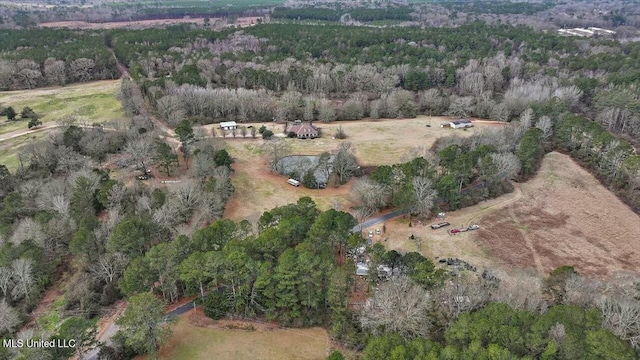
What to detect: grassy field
<box><xmin>218</xmin><ymin>116</ymin><xmax>499</xmax><ymax>221</ymax></box>
<box><xmin>0</xmin><ymin>80</ymin><xmax>123</xmax><ymax>136</ymax></box>
<box><xmin>379</xmin><ymin>152</ymin><xmax>640</xmax><ymax>279</ymax></box>
<box><xmin>0</xmin><ymin>132</ymin><xmax>47</xmax><ymax>171</ymax></box>
<box><xmin>149</xmin><ymin>314</ymin><xmax>328</xmax><ymax>360</ymax></box>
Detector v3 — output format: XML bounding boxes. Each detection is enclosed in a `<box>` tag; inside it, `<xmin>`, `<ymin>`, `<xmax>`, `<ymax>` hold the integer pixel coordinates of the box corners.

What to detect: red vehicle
<box><xmin>449</xmin><ymin>228</ymin><xmax>461</xmax><ymax>235</ymax></box>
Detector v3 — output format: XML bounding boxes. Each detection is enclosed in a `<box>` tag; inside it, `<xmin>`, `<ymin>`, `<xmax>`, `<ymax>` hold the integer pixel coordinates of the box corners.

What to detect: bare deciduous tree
<box><xmin>490</xmin><ymin>152</ymin><xmax>522</xmax><ymax>180</ymax></box>
<box><xmin>411</xmin><ymin>176</ymin><xmax>437</xmax><ymax>218</ymax></box>
<box><xmin>0</xmin><ymin>300</ymin><xmax>21</xmax><ymax>334</ymax></box>
<box><xmin>491</xmin><ymin>269</ymin><xmax>547</xmax><ymax>313</ymax></box>
<box><xmin>11</xmin><ymin>258</ymin><xmax>33</xmax><ymax>302</ymax></box>
<box><xmin>333</xmin><ymin>142</ymin><xmax>358</xmax><ymax>183</ymax></box>
<box><xmin>0</xmin><ymin>267</ymin><xmax>13</xmax><ymax>298</ymax></box>
<box><xmin>350</xmin><ymin>177</ymin><xmax>388</xmax><ymax>216</ymax></box>
<box><xmin>264</xmin><ymin>139</ymin><xmax>291</xmax><ymax>174</ymax></box>
<box><xmin>600</xmin><ymin>297</ymin><xmax>640</xmax><ymax>349</ymax></box>
<box><xmin>90</xmin><ymin>252</ymin><xmax>128</xmax><ymax>284</ymax></box>
<box><xmin>436</xmin><ymin>276</ymin><xmax>491</xmax><ymax>321</ymax></box>
<box><xmin>536</xmin><ymin>115</ymin><xmax>553</xmax><ymax>140</ymax></box>
<box><xmin>360</xmin><ymin>275</ymin><xmax>432</xmax><ymax>338</ymax></box>
<box><xmin>124</xmin><ymin>136</ymin><xmax>154</xmax><ymax>172</ymax></box>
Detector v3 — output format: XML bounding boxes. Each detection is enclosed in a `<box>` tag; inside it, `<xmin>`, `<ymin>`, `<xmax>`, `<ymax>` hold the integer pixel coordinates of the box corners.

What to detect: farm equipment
<box><xmin>430</xmin><ymin>222</ymin><xmax>450</xmax><ymax>229</ymax></box>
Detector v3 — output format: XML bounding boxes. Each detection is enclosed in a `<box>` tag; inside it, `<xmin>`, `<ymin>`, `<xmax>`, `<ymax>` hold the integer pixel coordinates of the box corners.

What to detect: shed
<box><xmin>220</xmin><ymin>121</ymin><xmax>238</xmax><ymax>130</ymax></box>
<box><xmin>356</xmin><ymin>263</ymin><xmax>369</xmax><ymax>276</ymax></box>
<box><xmin>450</xmin><ymin>119</ymin><xmax>473</xmax><ymax>129</ymax></box>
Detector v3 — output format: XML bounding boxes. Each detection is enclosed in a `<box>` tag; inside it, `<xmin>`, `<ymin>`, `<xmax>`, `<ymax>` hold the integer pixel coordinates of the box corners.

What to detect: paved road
<box><xmin>351</xmin><ymin>209</ymin><xmax>409</xmax><ymax>233</ymax></box>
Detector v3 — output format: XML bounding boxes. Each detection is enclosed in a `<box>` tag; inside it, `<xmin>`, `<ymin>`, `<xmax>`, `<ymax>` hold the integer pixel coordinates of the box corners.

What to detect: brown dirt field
<box><xmin>380</xmin><ymin>151</ymin><xmax>640</xmax><ymax>279</ymax></box>
<box><xmin>38</xmin><ymin>16</ymin><xmax>262</xmax><ymax>29</ymax></box>
<box><xmin>220</xmin><ymin>116</ymin><xmax>499</xmax><ymax>221</ymax></box>
<box><xmin>475</xmin><ymin>151</ymin><xmax>640</xmax><ymax>278</ymax></box>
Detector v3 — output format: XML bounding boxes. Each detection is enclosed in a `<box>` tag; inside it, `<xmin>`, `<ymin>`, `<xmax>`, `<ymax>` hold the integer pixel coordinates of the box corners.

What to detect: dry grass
<box><xmin>221</xmin><ymin>116</ymin><xmax>497</xmax><ymax>221</ymax></box>
<box><xmin>147</xmin><ymin>313</ymin><xmax>328</xmax><ymax>360</ymax></box>
<box><xmin>379</xmin><ymin>152</ymin><xmax>640</xmax><ymax>279</ymax></box>
<box><xmin>476</xmin><ymin>152</ymin><xmax>640</xmax><ymax>278</ymax></box>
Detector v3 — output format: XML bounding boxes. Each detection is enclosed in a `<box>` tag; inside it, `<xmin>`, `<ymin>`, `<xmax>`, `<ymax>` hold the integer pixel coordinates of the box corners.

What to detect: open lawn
<box><xmin>0</xmin><ymin>80</ymin><xmax>123</xmax><ymax>136</ymax></box>
<box><xmin>379</xmin><ymin>152</ymin><xmax>640</xmax><ymax>279</ymax></box>
<box><xmin>149</xmin><ymin>313</ymin><xmax>328</xmax><ymax>360</ymax></box>
<box><xmin>0</xmin><ymin>132</ymin><xmax>47</xmax><ymax>171</ymax></box>
<box><xmin>221</xmin><ymin>116</ymin><xmax>499</xmax><ymax>221</ymax></box>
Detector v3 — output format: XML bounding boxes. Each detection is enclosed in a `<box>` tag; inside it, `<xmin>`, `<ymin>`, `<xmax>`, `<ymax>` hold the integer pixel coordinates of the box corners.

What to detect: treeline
<box><xmin>271</xmin><ymin>6</ymin><xmax>414</xmax><ymax>22</ymax></box>
<box><xmin>0</xmin><ymin>109</ymin><xmax>235</xmax><ymax>358</ymax></box>
<box><xmin>361</xmin><ymin>304</ymin><xmax>636</xmax><ymax>359</ymax></box>
<box><xmin>442</xmin><ymin>0</ymin><xmax>555</xmax><ymax>15</ymax></box>
<box><xmin>554</xmin><ymin>113</ymin><xmax>640</xmax><ymax>212</ymax></box>
<box><xmin>0</xmin><ymin>29</ymin><xmax>117</xmax><ymax>90</ymax></box>
<box><xmin>350</xmin><ymin>112</ymin><xmax>539</xmax><ymax>218</ymax></box>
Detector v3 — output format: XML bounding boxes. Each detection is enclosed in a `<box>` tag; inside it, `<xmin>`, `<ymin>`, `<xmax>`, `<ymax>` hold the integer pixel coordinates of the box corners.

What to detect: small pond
<box><xmin>276</xmin><ymin>154</ymin><xmax>336</xmax><ymax>185</ymax></box>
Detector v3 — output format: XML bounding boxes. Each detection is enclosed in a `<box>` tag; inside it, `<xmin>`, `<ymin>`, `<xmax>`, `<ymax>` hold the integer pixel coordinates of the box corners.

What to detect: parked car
<box><xmin>375</xmin><ymin>228</ymin><xmax>381</xmax><ymax>235</ymax></box>
<box><xmin>137</xmin><ymin>175</ymin><xmax>149</xmax><ymax>180</ymax></box>
<box><xmin>468</xmin><ymin>224</ymin><xmax>480</xmax><ymax>230</ymax></box>
<box><xmin>430</xmin><ymin>222</ymin><xmax>450</xmax><ymax>229</ymax></box>
<box><xmin>368</xmin><ymin>230</ymin><xmax>374</xmax><ymax>238</ymax></box>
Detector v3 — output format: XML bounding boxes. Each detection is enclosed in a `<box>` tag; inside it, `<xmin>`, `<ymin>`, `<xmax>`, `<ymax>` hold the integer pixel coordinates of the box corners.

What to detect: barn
<box><xmin>219</xmin><ymin>121</ymin><xmax>238</xmax><ymax>130</ymax></box>
<box><xmin>450</xmin><ymin>119</ymin><xmax>473</xmax><ymax>129</ymax></box>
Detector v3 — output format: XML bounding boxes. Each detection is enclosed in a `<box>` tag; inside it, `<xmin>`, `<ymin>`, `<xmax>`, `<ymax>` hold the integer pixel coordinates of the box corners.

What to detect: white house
<box><xmin>450</xmin><ymin>119</ymin><xmax>473</xmax><ymax>129</ymax></box>
<box><xmin>220</xmin><ymin>121</ymin><xmax>238</xmax><ymax>130</ymax></box>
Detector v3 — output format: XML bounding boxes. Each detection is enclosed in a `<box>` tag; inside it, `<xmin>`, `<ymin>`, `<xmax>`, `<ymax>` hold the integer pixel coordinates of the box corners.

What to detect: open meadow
<box><xmin>142</xmin><ymin>312</ymin><xmax>328</xmax><ymax>360</ymax></box>
<box><xmin>0</xmin><ymin>80</ymin><xmax>123</xmax><ymax>136</ymax></box>
<box><xmin>221</xmin><ymin>116</ymin><xmax>498</xmax><ymax>221</ymax></box>
<box><xmin>378</xmin><ymin>152</ymin><xmax>640</xmax><ymax>278</ymax></box>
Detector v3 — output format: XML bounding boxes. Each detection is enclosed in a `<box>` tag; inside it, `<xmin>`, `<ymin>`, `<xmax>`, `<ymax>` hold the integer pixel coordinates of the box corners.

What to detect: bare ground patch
<box><xmin>475</xmin><ymin>152</ymin><xmax>640</xmax><ymax>278</ymax></box>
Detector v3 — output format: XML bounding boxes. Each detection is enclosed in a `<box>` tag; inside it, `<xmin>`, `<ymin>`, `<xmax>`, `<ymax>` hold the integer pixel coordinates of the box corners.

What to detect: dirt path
<box><xmin>475</xmin><ymin>152</ymin><xmax>640</xmax><ymax>277</ymax></box>
<box><xmin>0</xmin><ymin>123</ymin><xmax>58</xmax><ymax>144</ymax></box>
<box><xmin>509</xmin><ymin>205</ymin><xmax>544</xmax><ymax>274</ymax></box>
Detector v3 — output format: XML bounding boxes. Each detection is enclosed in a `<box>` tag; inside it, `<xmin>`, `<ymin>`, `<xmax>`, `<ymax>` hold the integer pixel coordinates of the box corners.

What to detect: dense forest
<box><xmin>2</xmin><ymin>4</ymin><xmax>640</xmax><ymax>359</ymax></box>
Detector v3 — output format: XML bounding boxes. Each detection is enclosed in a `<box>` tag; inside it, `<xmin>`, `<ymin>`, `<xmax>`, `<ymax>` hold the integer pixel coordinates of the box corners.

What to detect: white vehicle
<box><xmin>368</xmin><ymin>230</ymin><xmax>374</xmax><ymax>238</ymax></box>
<box><xmin>467</xmin><ymin>224</ymin><xmax>480</xmax><ymax>231</ymax></box>
<box><xmin>375</xmin><ymin>228</ymin><xmax>381</xmax><ymax>235</ymax></box>
<box><xmin>287</xmin><ymin>178</ymin><xmax>300</xmax><ymax>187</ymax></box>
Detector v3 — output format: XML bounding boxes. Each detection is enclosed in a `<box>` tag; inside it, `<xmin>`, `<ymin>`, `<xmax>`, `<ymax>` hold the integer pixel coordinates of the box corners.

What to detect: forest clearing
<box><xmin>0</xmin><ymin>79</ymin><xmax>123</xmax><ymax>136</ymax></box>
<box><xmin>381</xmin><ymin>152</ymin><xmax>640</xmax><ymax>278</ymax></box>
<box><xmin>222</xmin><ymin>116</ymin><xmax>500</xmax><ymax>221</ymax></box>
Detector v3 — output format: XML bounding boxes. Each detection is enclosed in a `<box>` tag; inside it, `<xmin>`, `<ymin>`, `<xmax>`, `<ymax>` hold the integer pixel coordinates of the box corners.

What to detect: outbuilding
<box><xmin>220</xmin><ymin>121</ymin><xmax>238</xmax><ymax>130</ymax></box>
<box><xmin>450</xmin><ymin>119</ymin><xmax>473</xmax><ymax>129</ymax></box>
